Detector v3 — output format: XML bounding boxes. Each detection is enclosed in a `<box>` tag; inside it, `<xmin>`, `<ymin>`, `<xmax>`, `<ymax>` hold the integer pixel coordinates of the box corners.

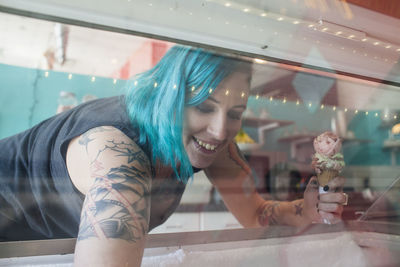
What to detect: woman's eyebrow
<box><xmin>208</xmin><ymin>96</ymin><xmax>246</xmax><ymax>109</ymax></box>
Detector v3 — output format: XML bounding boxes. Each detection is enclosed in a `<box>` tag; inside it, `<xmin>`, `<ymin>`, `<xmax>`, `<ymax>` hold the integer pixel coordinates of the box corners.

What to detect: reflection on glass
<box><xmin>0</xmin><ymin>7</ymin><xmax>400</xmax><ymax>267</ymax></box>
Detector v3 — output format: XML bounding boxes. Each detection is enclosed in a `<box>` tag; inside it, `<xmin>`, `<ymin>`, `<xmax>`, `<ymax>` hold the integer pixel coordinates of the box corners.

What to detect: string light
<box><xmin>320</xmin><ymin>104</ymin><xmax>324</xmax><ymax>109</ymax></box>
<box><xmin>395</xmin><ymin>115</ymin><xmax>398</xmax><ymax>119</ymax></box>
<box><xmin>344</xmin><ymin>108</ymin><xmax>348</xmax><ymax>112</ymax></box>
<box><xmin>335</xmin><ymin>31</ymin><xmax>342</xmax><ymax>35</ymax></box>
<box><xmin>134</xmin><ymin>80</ymin><xmax>138</xmax><ymax>86</ymax></box>
<box><xmin>241</xmin><ymin>92</ymin><xmax>245</xmax><ymax>98</ymax></box>
<box><xmin>355</xmin><ymin>110</ymin><xmax>359</xmax><ymax>114</ymax></box>
<box><xmin>113</xmin><ymin>79</ymin><xmax>117</xmax><ymax>84</ymax></box>
<box><xmin>277</xmin><ymin>17</ymin><xmax>284</xmax><ymax>21</ymax></box>
<box><xmin>173</xmin><ymin>84</ymin><xmax>177</xmax><ymax>89</ymax></box>
<box><xmin>362</xmin><ymin>38</ymin><xmax>367</xmax><ymax>42</ymax></box>
<box><xmin>322</xmin><ymin>27</ymin><xmax>328</xmax><ymax>32</ymax></box>
<box><xmin>385</xmin><ymin>45</ymin><xmax>391</xmax><ymax>49</ymax></box>
<box><xmin>154</xmin><ymin>82</ymin><xmax>158</xmax><ymax>88</ymax></box>
<box><xmin>296</xmin><ymin>100</ymin><xmax>300</xmax><ymax>105</ymax></box>
<box><xmin>308</xmin><ymin>102</ymin><xmax>312</xmax><ymax>107</ymax></box>
<box><xmin>261</xmin><ymin>13</ymin><xmax>267</xmax><ymax>17</ymax></box>
<box><xmin>269</xmin><ymin>96</ymin><xmax>273</xmax><ymax>101</ymax></box>
<box><xmin>333</xmin><ymin>106</ymin><xmax>336</xmax><ymax>111</ymax></box>
<box><xmin>68</xmin><ymin>74</ymin><xmax>72</xmax><ymax>80</ymax></box>
<box><xmin>373</xmin><ymin>42</ymin><xmax>380</xmax><ymax>46</ymax></box>
<box><xmin>191</xmin><ymin>86</ymin><xmax>196</xmax><ymax>91</ymax></box>
<box><xmin>282</xmin><ymin>98</ymin><xmax>287</xmax><ymax>103</ymax></box>
<box><xmin>375</xmin><ymin>113</ymin><xmax>378</xmax><ymax>117</ymax></box>
<box><xmin>293</xmin><ymin>21</ymin><xmax>299</xmax><ymax>24</ymax></box>
<box><xmin>225</xmin><ymin>90</ymin><xmax>229</xmax><ymax>95</ymax></box>
<box><xmin>209</xmin><ymin>88</ymin><xmax>213</xmax><ymax>94</ymax></box>
<box><xmin>224</xmin><ymin>2</ymin><xmax>231</xmax><ymax>7</ymax></box>
<box><xmin>91</xmin><ymin>76</ymin><xmax>96</xmax><ymax>82</ymax></box>
<box><xmin>256</xmin><ymin>94</ymin><xmax>259</xmax><ymax>99</ymax></box>
<box><xmin>44</xmin><ymin>71</ymin><xmax>49</xmax><ymax>77</ymax></box>
<box><xmin>365</xmin><ymin>111</ymin><xmax>369</xmax><ymax>115</ymax></box>
<box><xmin>243</xmin><ymin>8</ymin><xmax>250</xmax><ymax>12</ymax></box>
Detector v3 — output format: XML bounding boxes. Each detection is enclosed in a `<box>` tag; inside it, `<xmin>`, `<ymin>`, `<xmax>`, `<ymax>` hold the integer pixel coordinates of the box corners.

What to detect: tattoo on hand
<box><xmin>78</xmin><ymin>165</ymin><xmax>151</xmax><ymax>243</ymax></box>
<box><xmin>295</xmin><ymin>203</ymin><xmax>303</xmax><ymax>216</ymax></box>
<box><xmin>258</xmin><ymin>202</ymin><xmax>280</xmax><ymax>226</ymax></box>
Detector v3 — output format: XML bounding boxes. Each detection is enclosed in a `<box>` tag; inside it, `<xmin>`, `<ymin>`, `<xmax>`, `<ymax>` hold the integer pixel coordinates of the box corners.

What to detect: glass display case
<box><xmin>0</xmin><ymin>0</ymin><xmax>400</xmax><ymax>266</ymax></box>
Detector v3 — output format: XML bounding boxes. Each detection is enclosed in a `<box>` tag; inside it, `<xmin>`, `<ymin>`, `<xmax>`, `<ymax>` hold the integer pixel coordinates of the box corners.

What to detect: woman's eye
<box><xmin>196</xmin><ymin>104</ymin><xmax>214</xmax><ymax>113</ymax></box>
<box><xmin>228</xmin><ymin>111</ymin><xmax>243</xmax><ymax>120</ymax></box>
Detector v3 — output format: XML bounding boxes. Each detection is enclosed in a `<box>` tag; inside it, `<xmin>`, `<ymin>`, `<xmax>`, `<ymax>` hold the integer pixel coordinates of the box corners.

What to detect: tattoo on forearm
<box><xmin>257</xmin><ymin>202</ymin><xmax>280</xmax><ymax>226</ymax></box>
<box><xmin>228</xmin><ymin>142</ymin><xmax>251</xmax><ymax>174</ymax></box>
<box><xmin>78</xmin><ymin>165</ymin><xmax>151</xmax><ymax>242</ymax></box>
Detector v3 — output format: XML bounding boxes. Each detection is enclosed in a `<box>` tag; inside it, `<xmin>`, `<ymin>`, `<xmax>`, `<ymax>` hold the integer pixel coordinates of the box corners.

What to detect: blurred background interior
<box><xmin>0</xmin><ymin>0</ymin><xmax>400</xmax><ymax>234</ymax></box>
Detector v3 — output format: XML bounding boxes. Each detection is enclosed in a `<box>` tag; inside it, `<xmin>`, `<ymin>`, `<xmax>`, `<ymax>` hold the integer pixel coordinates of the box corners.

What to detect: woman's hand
<box><xmin>303</xmin><ymin>176</ymin><xmax>347</xmax><ymax>224</ymax></box>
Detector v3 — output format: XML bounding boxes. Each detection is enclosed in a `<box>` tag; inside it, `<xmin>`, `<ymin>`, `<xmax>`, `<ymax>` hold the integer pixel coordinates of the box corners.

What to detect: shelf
<box><xmin>242</xmin><ymin>117</ymin><xmax>293</xmax><ymax>129</ymax></box>
<box><xmin>278</xmin><ymin>134</ymin><xmax>372</xmax><ymax>144</ymax></box>
<box><xmin>383</xmin><ymin>139</ymin><xmax>400</xmax><ymax>149</ymax></box>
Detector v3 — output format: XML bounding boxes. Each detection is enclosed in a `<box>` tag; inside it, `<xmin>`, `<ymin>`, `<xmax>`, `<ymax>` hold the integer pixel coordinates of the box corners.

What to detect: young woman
<box><xmin>0</xmin><ymin>46</ymin><xmax>346</xmax><ymax>266</ymax></box>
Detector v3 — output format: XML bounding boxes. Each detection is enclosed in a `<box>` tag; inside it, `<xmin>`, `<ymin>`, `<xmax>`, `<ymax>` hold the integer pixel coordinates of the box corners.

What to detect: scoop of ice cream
<box><xmin>313</xmin><ymin>131</ymin><xmax>342</xmax><ymax>157</ymax></box>
<box><xmin>312</xmin><ymin>131</ymin><xmax>345</xmax><ymax>174</ymax></box>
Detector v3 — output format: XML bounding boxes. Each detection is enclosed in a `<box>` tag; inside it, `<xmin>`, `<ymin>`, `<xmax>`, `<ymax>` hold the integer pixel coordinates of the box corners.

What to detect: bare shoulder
<box><xmin>67</xmin><ymin>126</ymin><xmax>152</xmax><ymax>194</ymax></box>
<box><xmin>73</xmin><ymin>126</ymin><xmax>153</xmax><ymax>265</ymax></box>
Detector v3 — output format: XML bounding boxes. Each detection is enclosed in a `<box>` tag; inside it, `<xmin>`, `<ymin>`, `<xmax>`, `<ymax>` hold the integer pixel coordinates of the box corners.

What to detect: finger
<box><xmin>326</xmin><ymin>176</ymin><xmax>345</xmax><ymax>192</ymax></box>
<box><xmin>319</xmin><ymin>210</ymin><xmax>342</xmax><ymax>224</ymax></box>
<box><xmin>319</xmin><ymin>192</ymin><xmax>347</xmax><ymax>204</ymax></box>
<box><xmin>305</xmin><ymin>176</ymin><xmax>319</xmax><ymax>192</ymax></box>
<box><xmin>317</xmin><ymin>202</ymin><xmax>343</xmax><ymax>214</ymax></box>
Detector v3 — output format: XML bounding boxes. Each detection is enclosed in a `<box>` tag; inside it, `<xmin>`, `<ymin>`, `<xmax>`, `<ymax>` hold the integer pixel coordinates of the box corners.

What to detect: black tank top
<box><xmin>0</xmin><ymin>96</ymin><xmax>189</xmax><ymax>241</ymax></box>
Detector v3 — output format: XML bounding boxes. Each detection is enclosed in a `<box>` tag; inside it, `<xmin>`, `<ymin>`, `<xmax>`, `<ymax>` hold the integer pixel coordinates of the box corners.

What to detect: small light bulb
<box><xmin>68</xmin><ymin>74</ymin><xmax>72</xmax><ymax>79</ymax></box>
<box><xmin>261</xmin><ymin>13</ymin><xmax>267</xmax><ymax>17</ymax></box>
<box><xmin>344</xmin><ymin>108</ymin><xmax>348</xmax><ymax>112</ymax></box>
<box><xmin>277</xmin><ymin>17</ymin><xmax>284</xmax><ymax>21</ymax></box>
<box><xmin>225</xmin><ymin>90</ymin><xmax>229</xmax><ymax>95</ymax></box>
<box><xmin>225</xmin><ymin>2</ymin><xmax>231</xmax><ymax>7</ymax></box>
<box><xmin>355</xmin><ymin>110</ymin><xmax>358</xmax><ymax>114</ymax></box>
<box><xmin>296</xmin><ymin>100</ymin><xmax>299</xmax><ymax>105</ymax></box>
<box><xmin>191</xmin><ymin>86</ymin><xmax>196</xmax><ymax>91</ymax></box>
<box><xmin>321</xmin><ymin>104</ymin><xmax>324</xmax><ymax>109</ymax></box>
<box><xmin>322</xmin><ymin>27</ymin><xmax>328</xmax><ymax>32</ymax></box>
<box><xmin>154</xmin><ymin>82</ymin><xmax>158</xmax><ymax>87</ymax></box>
<box><xmin>241</xmin><ymin>92</ymin><xmax>245</xmax><ymax>98</ymax></box>
<box><xmin>308</xmin><ymin>102</ymin><xmax>312</xmax><ymax>107</ymax></box>
<box><xmin>283</xmin><ymin>98</ymin><xmax>286</xmax><ymax>103</ymax></box>
<box><xmin>293</xmin><ymin>21</ymin><xmax>299</xmax><ymax>24</ymax></box>
<box><xmin>173</xmin><ymin>84</ymin><xmax>177</xmax><ymax>89</ymax></box>
<box><xmin>209</xmin><ymin>88</ymin><xmax>213</xmax><ymax>94</ymax></box>
<box><xmin>333</xmin><ymin>106</ymin><xmax>336</xmax><ymax>111</ymax></box>
<box><xmin>44</xmin><ymin>71</ymin><xmax>49</xmax><ymax>77</ymax></box>
<box><xmin>91</xmin><ymin>76</ymin><xmax>96</xmax><ymax>82</ymax></box>
<box><xmin>373</xmin><ymin>42</ymin><xmax>380</xmax><ymax>46</ymax></box>
<box><xmin>134</xmin><ymin>80</ymin><xmax>138</xmax><ymax>86</ymax></box>
<box><xmin>113</xmin><ymin>79</ymin><xmax>117</xmax><ymax>84</ymax></box>
<box><xmin>362</xmin><ymin>38</ymin><xmax>367</xmax><ymax>42</ymax></box>
<box><xmin>335</xmin><ymin>31</ymin><xmax>342</xmax><ymax>35</ymax></box>
<box><xmin>385</xmin><ymin>45</ymin><xmax>391</xmax><ymax>49</ymax></box>
<box><xmin>243</xmin><ymin>8</ymin><xmax>249</xmax><ymax>12</ymax></box>
<box><xmin>365</xmin><ymin>111</ymin><xmax>368</xmax><ymax>115</ymax></box>
<box><xmin>269</xmin><ymin>96</ymin><xmax>273</xmax><ymax>101</ymax></box>
<box><xmin>375</xmin><ymin>113</ymin><xmax>378</xmax><ymax>117</ymax></box>
<box><xmin>256</xmin><ymin>95</ymin><xmax>259</xmax><ymax>99</ymax></box>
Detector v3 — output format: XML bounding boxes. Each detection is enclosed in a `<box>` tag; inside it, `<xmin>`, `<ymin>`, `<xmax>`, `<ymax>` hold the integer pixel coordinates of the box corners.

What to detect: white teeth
<box><xmin>195</xmin><ymin>138</ymin><xmax>217</xmax><ymax>151</ymax></box>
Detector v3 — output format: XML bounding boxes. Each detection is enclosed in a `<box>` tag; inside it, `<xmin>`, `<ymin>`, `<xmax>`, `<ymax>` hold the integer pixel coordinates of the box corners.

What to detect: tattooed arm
<box><xmin>66</xmin><ymin>126</ymin><xmax>152</xmax><ymax>267</ymax></box>
<box><xmin>205</xmin><ymin>142</ymin><xmax>342</xmax><ymax>228</ymax></box>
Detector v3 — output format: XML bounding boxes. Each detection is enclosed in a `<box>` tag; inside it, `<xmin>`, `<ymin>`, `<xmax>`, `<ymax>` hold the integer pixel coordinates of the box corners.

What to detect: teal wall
<box><xmin>0</xmin><ymin>63</ymin><xmax>398</xmax><ymax>166</ymax></box>
<box><xmin>0</xmin><ymin>64</ymin><xmax>127</xmax><ymax>139</ymax></box>
<box><xmin>246</xmin><ymin>96</ymin><xmax>400</xmax><ymax>166</ymax></box>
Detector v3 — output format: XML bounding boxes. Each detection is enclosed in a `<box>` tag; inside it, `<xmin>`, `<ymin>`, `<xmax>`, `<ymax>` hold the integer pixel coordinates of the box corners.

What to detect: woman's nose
<box><xmin>208</xmin><ymin>114</ymin><xmax>228</xmax><ymax>141</ymax></box>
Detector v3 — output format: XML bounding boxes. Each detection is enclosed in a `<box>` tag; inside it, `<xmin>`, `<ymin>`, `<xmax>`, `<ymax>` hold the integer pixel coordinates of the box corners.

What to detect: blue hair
<box><xmin>125</xmin><ymin>45</ymin><xmax>251</xmax><ymax>182</ymax></box>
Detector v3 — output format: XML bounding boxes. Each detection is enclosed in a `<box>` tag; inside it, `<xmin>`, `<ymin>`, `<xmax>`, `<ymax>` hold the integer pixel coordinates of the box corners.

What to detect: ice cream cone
<box><xmin>317</xmin><ymin>170</ymin><xmax>339</xmax><ymax>187</ymax></box>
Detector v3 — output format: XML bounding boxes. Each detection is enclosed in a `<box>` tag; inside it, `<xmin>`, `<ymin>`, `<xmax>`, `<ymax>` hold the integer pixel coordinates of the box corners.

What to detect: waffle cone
<box><xmin>317</xmin><ymin>170</ymin><xmax>339</xmax><ymax>186</ymax></box>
